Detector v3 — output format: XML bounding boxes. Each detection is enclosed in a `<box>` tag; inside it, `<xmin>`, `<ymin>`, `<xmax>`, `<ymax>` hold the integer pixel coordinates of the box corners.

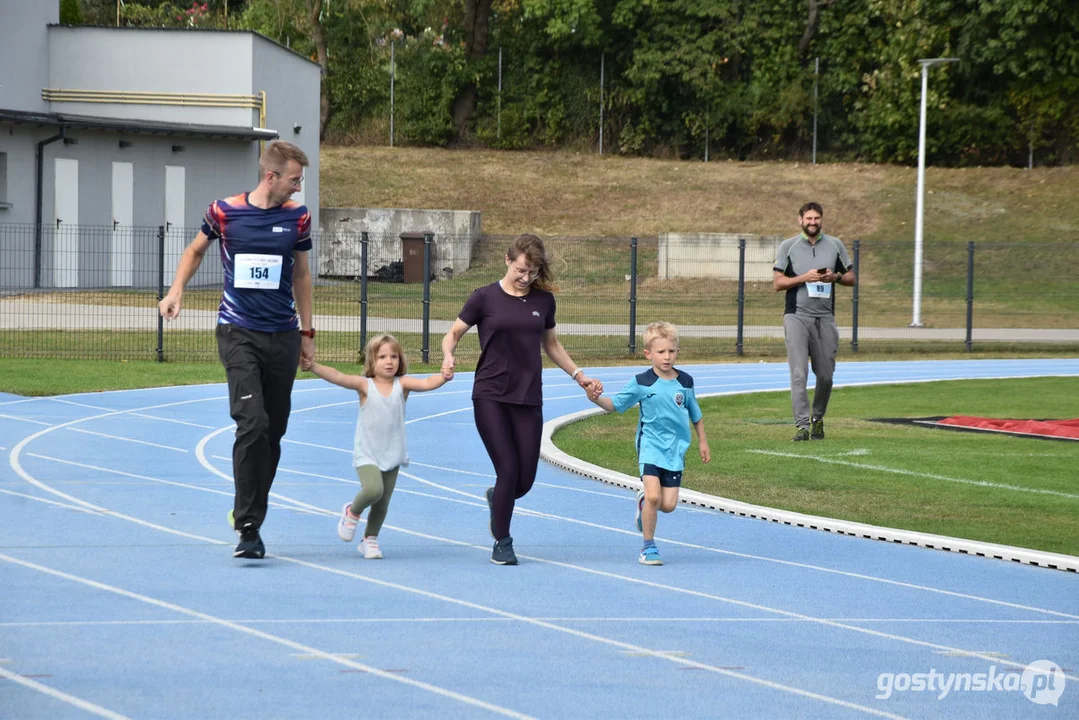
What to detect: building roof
<box><xmin>48</xmin><ymin>24</ymin><xmax>321</xmax><ymax>68</ymax></box>
<box><xmin>0</xmin><ymin>108</ymin><xmax>279</xmax><ymax>141</ymax></box>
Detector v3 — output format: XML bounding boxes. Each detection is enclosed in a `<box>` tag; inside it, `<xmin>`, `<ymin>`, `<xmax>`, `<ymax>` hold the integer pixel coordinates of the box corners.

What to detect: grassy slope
<box><xmin>321</xmin><ymin>146</ymin><xmax>1079</xmax><ymax>241</ymax></box>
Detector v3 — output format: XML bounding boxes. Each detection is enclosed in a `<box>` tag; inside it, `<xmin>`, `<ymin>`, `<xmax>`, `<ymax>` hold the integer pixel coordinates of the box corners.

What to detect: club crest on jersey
<box><xmin>674</xmin><ymin>392</ymin><xmax>684</xmax><ymax>406</ymax></box>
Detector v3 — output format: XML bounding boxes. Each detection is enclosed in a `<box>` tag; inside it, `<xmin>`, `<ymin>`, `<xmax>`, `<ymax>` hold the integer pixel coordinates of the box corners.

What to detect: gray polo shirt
<box><xmin>773</xmin><ymin>233</ymin><xmax>852</xmax><ymax>317</ymax></box>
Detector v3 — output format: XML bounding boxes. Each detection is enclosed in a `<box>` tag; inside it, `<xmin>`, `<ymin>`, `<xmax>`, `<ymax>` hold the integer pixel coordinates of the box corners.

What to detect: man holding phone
<box><xmin>773</xmin><ymin>202</ymin><xmax>856</xmax><ymax>441</ymax></box>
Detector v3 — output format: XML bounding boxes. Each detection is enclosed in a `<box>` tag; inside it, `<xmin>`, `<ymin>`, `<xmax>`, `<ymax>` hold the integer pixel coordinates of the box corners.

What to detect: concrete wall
<box><xmin>658</xmin><ymin>232</ymin><xmax>782</xmax><ymax>282</ymax></box>
<box><xmin>0</xmin><ymin>1</ymin><xmax>55</xmax><ymax>113</ymax></box>
<box><xmin>319</xmin><ymin>208</ymin><xmax>481</xmax><ymax>280</ymax></box>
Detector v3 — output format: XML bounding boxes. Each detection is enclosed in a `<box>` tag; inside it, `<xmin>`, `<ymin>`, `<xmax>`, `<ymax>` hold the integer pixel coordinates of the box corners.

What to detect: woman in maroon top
<box><xmin>441</xmin><ymin>234</ymin><xmax>601</xmax><ymax>565</ymax></box>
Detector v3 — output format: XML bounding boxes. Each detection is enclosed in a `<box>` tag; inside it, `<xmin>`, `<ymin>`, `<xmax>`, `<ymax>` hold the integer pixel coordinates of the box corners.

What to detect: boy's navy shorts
<box><xmin>640</xmin><ymin>464</ymin><xmax>683</xmax><ymax>488</ymax></box>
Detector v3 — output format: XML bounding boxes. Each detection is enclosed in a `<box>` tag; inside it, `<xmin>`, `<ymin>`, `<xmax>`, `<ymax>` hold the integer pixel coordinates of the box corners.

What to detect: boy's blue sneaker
<box><xmin>639</xmin><ymin>545</ymin><xmax>663</xmax><ymax>566</ymax></box>
<box><xmin>491</xmin><ymin>536</ymin><xmax>518</xmax><ymax>565</ymax></box>
<box><xmin>485</xmin><ymin>486</ymin><xmax>496</xmax><ymax>539</ymax></box>
<box><xmin>634</xmin><ymin>490</ymin><xmax>644</xmax><ymax>532</ymax></box>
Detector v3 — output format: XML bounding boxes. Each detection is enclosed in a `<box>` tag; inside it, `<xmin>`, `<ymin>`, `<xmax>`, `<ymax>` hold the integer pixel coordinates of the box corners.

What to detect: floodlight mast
<box><xmin>911</xmin><ymin>57</ymin><xmax>959</xmax><ymax>328</ymax></box>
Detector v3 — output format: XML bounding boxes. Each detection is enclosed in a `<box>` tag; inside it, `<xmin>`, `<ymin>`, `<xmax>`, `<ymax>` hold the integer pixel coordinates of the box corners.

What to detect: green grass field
<box><xmin>552</xmin><ymin>377</ymin><xmax>1079</xmax><ymax>556</ymax></box>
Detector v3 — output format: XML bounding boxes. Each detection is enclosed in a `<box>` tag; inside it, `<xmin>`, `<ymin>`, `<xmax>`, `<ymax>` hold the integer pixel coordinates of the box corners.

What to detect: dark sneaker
<box><xmin>811</xmin><ymin>419</ymin><xmax>825</xmax><ymax>440</ymax></box>
<box><xmin>491</xmin><ymin>536</ymin><xmax>518</xmax><ymax>565</ymax></box>
<box><xmin>485</xmin><ymin>486</ymin><xmax>496</xmax><ymax>539</ymax></box>
<box><xmin>234</xmin><ymin>525</ymin><xmax>265</xmax><ymax>559</ymax></box>
<box><xmin>793</xmin><ymin>428</ymin><xmax>810</xmax><ymax>442</ymax></box>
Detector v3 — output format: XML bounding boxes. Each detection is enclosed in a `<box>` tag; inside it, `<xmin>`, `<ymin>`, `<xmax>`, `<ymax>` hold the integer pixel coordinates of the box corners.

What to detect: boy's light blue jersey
<box><xmin>610</xmin><ymin>368</ymin><xmax>702</xmax><ymax>473</ymax></box>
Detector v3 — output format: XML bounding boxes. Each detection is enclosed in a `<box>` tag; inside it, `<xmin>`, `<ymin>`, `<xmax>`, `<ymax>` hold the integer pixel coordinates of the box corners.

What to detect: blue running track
<box><xmin>2</xmin><ymin>359</ymin><xmax>1077</xmax><ymax>719</ymax></box>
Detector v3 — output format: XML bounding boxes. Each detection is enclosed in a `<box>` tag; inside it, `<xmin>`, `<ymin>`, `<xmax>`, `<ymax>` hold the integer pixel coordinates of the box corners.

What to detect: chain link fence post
<box><xmin>851</xmin><ymin>239</ymin><xmax>860</xmax><ymax>353</ymax></box>
<box><xmin>156</xmin><ymin>225</ymin><xmax>165</xmax><ymax>362</ymax></box>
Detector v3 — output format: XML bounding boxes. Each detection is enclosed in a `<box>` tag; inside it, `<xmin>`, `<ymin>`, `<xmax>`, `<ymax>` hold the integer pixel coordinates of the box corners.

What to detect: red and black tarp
<box><xmin>871</xmin><ymin>416</ymin><xmax>1079</xmax><ymax>441</ymax></box>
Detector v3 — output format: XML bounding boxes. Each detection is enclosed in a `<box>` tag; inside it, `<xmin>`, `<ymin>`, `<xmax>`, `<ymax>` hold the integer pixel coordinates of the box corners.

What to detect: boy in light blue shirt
<box><xmin>589</xmin><ymin>321</ymin><xmax>711</xmax><ymax>565</ymax></box>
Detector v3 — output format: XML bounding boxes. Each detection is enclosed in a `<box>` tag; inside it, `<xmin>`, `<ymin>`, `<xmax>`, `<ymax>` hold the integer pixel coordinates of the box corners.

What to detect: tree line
<box><xmin>71</xmin><ymin>0</ymin><xmax>1078</xmax><ymax>166</ymax></box>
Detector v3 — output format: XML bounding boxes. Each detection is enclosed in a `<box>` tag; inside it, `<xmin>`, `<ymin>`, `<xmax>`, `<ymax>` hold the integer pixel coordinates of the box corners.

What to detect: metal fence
<box><xmin>1</xmin><ymin>223</ymin><xmax>1076</xmax><ymax>364</ymax></box>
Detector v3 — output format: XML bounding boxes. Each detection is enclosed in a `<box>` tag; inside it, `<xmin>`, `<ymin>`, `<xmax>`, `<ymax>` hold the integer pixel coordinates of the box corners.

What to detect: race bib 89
<box><xmin>806</xmin><ymin>282</ymin><xmax>832</xmax><ymax>299</ymax></box>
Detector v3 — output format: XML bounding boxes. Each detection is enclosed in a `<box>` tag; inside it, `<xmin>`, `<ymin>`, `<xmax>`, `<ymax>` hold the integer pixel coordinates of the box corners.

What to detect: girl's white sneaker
<box><xmin>360</xmin><ymin>536</ymin><xmax>383</xmax><ymax>559</ymax></box>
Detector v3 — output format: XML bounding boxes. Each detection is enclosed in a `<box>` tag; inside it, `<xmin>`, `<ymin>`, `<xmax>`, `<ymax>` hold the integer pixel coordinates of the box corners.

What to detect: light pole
<box><xmin>911</xmin><ymin>57</ymin><xmax>958</xmax><ymax>327</ymax></box>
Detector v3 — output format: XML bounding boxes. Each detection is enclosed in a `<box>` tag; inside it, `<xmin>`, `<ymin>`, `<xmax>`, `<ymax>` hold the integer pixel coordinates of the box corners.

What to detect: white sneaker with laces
<box><xmin>338</xmin><ymin>504</ymin><xmax>359</xmax><ymax>542</ymax></box>
<box><xmin>360</xmin><ymin>536</ymin><xmax>383</xmax><ymax>559</ymax></box>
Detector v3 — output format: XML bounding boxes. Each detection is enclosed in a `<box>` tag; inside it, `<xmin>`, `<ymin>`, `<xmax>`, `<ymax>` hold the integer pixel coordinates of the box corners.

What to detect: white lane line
<box><xmin>0</xmin><ymin>664</ymin><xmax>131</xmax><ymax>720</ymax></box>
<box><xmin>24</xmin><ymin>442</ymin><xmax>897</xmax><ymax>715</ymax></box>
<box><xmin>0</xmin><ymin>553</ymin><xmax>534</xmax><ymax>720</ymax></box>
<box><xmin>0</xmin><ymin>414</ymin><xmax>53</xmax><ymax>427</ymax></box>
<box><xmin>748</xmin><ymin>450</ymin><xmax>1079</xmax><ymax>500</ymax></box>
<box><xmin>27</xmin><ymin>454</ymin><xmax>227</xmax><ymax>498</ymax></box>
<box><xmin>12</xmin><ymin>377</ymin><xmax>1077</xmax><ymax>702</ymax></box>
<box><xmin>66</xmin><ymin>427</ymin><xmax>188</xmax><ymax>452</ymax></box>
<box><xmin>47</xmin><ymin>398</ymin><xmax>118</xmax><ymax>411</ymax></box>
<box><xmin>4</xmin><ymin>618</ymin><xmax>1076</xmax><ymax>628</ymax></box>
<box><xmin>272</xmin><ymin>552</ymin><xmax>906</xmax><ymax>718</ymax></box>
<box><xmin>192</xmin><ymin>453</ymin><xmax>920</xmax><ymax>712</ymax></box>
<box><xmin>0</xmin><ymin>487</ymin><xmax>104</xmax><ymax>515</ymax></box>
<box><xmin>408</xmin><ymin>460</ymin><xmax>494</xmax><ymax>478</ymax></box>
<box><xmin>393</xmin><ymin>470</ymin><xmax>1079</xmax><ymax>623</ymax></box>
<box><xmin>198</xmin><ymin>411</ymin><xmax>1079</xmax><ymax>624</ymax></box>
<box><xmin>128</xmin><ymin>413</ymin><xmax>216</xmax><ymax>429</ymax></box>
<box><xmin>230</xmin><ymin>480</ymin><xmax>1079</xmax><ymax>684</ymax></box>
<box><xmin>389</xmin><ymin>522</ymin><xmax>1079</xmax><ymax>683</ymax></box>
<box><xmin>37</xmin><ymin>441</ymin><xmax>1079</xmax><ymax>632</ymax></box>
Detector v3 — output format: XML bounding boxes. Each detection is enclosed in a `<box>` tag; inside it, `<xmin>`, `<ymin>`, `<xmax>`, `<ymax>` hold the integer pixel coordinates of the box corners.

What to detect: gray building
<box><xmin>0</xmin><ymin>2</ymin><xmax>320</xmax><ymax>290</ymax></box>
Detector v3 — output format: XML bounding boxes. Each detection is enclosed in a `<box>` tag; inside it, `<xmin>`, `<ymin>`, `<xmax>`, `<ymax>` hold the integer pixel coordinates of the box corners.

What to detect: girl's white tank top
<box><xmin>353</xmin><ymin>377</ymin><xmax>408</xmax><ymax>470</ymax></box>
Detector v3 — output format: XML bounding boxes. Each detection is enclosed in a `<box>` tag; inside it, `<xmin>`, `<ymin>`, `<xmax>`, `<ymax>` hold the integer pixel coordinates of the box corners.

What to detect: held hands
<box><xmin>300</xmin><ymin>336</ymin><xmax>315</xmax><ymax>369</ymax></box>
<box><xmin>579</xmin><ymin>373</ymin><xmax>603</xmax><ymax>400</ymax></box>
<box><xmin>441</xmin><ymin>354</ymin><xmax>456</xmax><ymax>380</ymax></box>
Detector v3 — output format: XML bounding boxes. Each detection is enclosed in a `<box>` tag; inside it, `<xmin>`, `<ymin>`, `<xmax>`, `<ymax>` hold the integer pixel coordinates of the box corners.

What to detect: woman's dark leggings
<box><xmin>473</xmin><ymin>398</ymin><xmax>544</xmax><ymax>540</ymax></box>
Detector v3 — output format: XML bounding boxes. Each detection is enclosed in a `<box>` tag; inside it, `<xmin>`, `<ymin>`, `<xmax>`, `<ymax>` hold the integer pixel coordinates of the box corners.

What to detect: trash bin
<box><xmin>400</xmin><ymin>231</ymin><xmax>432</xmax><ymax>284</ymax></box>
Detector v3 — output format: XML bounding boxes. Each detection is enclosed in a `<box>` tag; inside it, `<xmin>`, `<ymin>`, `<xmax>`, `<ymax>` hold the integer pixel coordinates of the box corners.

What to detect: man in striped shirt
<box><xmin>159</xmin><ymin>141</ymin><xmax>315</xmax><ymax>559</ymax></box>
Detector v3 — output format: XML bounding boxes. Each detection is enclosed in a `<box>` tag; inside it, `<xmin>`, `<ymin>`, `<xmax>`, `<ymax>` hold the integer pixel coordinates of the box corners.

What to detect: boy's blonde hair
<box><xmin>642</xmin><ymin>321</ymin><xmax>678</xmax><ymax>350</ymax></box>
<box><xmin>362</xmin><ymin>334</ymin><xmax>408</xmax><ymax>378</ymax></box>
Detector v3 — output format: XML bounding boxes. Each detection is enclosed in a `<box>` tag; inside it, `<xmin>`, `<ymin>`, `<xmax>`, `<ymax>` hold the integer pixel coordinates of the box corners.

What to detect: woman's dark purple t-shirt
<box><xmin>458</xmin><ymin>281</ymin><xmax>556</xmax><ymax>406</ymax></box>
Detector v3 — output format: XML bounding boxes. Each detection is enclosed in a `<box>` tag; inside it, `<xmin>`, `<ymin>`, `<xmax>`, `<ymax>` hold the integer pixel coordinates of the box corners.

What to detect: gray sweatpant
<box><xmin>783</xmin><ymin>313</ymin><xmax>839</xmax><ymax>430</ymax></box>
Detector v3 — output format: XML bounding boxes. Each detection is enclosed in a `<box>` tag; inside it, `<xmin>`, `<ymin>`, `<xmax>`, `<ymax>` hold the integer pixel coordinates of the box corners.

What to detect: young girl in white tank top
<box><xmin>303</xmin><ymin>334</ymin><xmax>451</xmax><ymax>558</ymax></box>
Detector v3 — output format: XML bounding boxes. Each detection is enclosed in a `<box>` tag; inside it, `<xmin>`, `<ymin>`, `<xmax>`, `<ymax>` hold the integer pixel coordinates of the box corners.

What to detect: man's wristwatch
<box><xmin>299</xmin><ymin>328</ymin><xmax>316</xmax><ymax>338</ymax></box>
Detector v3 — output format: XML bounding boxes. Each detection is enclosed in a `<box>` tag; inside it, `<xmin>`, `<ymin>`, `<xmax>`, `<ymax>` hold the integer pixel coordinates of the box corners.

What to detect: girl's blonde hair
<box><xmin>508</xmin><ymin>233</ymin><xmax>555</xmax><ymax>292</ymax></box>
<box><xmin>362</xmin><ymin>333</ymin><xmax>408</xmax><ymax>377</ymax></box>
<box><xmin>642</xmin><ymin>321</ymin><xmax>679</xmax><ymax>350</ymax></box>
